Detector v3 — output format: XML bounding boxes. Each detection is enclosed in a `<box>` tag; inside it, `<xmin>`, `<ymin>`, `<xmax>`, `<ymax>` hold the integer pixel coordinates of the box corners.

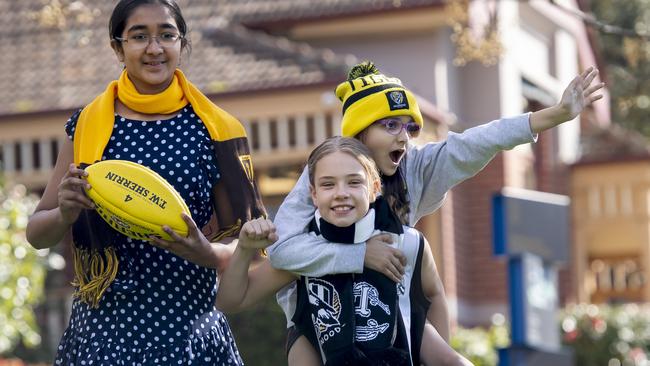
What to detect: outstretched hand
<box><xmin>530</xmin><ymin>66</ymin><xmax>605</xmax><ymax>133</ymax></box>
<box><xmin>558</xmin><ymin>66</ymin><xmax>604</xmax><ymax>120</ymax></box>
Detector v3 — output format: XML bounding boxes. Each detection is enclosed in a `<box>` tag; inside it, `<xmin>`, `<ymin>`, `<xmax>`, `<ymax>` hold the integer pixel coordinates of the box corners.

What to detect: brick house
<box><xmin>1</xmin><ymin>0</ymin><xmax>610</xmax><ymax>355</ymax></box>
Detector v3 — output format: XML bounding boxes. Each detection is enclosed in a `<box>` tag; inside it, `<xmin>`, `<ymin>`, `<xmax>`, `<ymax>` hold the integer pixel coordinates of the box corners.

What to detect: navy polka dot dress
<box><xmin>55</xmin><ymin>105</ymin><xmax>244</xmax><ymax>365</ymax></box>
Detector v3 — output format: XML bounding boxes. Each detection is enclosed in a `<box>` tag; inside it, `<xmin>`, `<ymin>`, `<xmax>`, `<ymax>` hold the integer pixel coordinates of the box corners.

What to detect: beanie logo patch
<box><xmin>386</xmin><ymin>90</ymin><xmax>409</xmax><ymax>111</ymax></box>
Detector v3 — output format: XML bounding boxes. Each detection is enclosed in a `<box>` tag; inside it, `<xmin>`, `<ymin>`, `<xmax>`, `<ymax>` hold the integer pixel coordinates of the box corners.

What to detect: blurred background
<box><xmin>0</xmin><ymin>0</ymin><xmax>649</xmax><ymax>365</ymax></box>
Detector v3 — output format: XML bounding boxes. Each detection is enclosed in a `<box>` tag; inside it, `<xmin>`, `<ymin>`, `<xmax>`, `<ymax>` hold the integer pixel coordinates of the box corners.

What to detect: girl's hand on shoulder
<box><xmin>58</xmin><ymin>163</ymin><xmax>94</xmax><ymax>225</ymax></box>
<box><xmin>150</xmin><ymin>213</ymin><xmax>222</xmax><ymax>268</ymax></box>
<box><xmin>238</xmin><ymin>218</ymin><xmax>278</xmax><ymax>250</ymax></box>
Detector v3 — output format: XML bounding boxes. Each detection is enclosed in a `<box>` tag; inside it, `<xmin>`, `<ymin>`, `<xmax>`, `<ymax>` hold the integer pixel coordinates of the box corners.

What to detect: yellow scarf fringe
<box><xmin>211</xmin><ymin>220</ymin><xmax>242</xmax><ymax>242</ymax></box>
<box><xmin>71</xmin><ymin>247</ymin><xmax>119</xmax><ymax>308</ymax></box>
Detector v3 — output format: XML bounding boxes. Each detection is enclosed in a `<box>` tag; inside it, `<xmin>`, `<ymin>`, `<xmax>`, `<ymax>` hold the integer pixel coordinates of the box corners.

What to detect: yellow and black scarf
<box><xmin>71</xmin><ymin>69</ymin><xmax>266</xmax><ymax>308</ymax></box>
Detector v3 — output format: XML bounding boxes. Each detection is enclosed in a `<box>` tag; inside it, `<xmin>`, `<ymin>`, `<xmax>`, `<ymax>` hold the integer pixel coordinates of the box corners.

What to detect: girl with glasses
<box><xmin>268</xmin><ymin>61</ymin><xmax>604</xmax><ymax>365</ymax></box>
<box><xmin>26</xmin><ymin>0</ymin><xmax>265</xmax><ymax>364</ymax></box>
<box><xmin>373</xmin><ymin>118</ymin><xmax>422</xmax><ymax>139</ymax></box>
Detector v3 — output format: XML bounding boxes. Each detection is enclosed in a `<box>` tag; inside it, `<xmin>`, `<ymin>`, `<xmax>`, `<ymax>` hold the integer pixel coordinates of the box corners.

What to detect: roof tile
<box><xmin>2</xmin><ymin>0</ymin><xmax>443</xmax><ymax>116</ymax></box>
<box><xmin>8</xmin><ymin>1</ymin><xmax>424</xmax><ymax>115</ymax></box>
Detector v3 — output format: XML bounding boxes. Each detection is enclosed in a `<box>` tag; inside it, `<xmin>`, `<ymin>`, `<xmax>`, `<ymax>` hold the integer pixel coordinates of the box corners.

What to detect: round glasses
<box><xmin>374</xmin><ymin>118</ymin><xmax>421</xmax><ymax>138</ymax></box>
<box><xmin>114</xmin><ymin>32</ymin><xmax>183</xmax><ymax>50</ymax></box>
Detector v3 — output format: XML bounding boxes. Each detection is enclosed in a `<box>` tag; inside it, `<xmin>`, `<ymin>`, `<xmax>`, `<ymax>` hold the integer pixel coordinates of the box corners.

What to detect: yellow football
<box><xmin>84</xmin><ymin>160</ymin><xmax>190</xmax><ymax>241</ymax></box>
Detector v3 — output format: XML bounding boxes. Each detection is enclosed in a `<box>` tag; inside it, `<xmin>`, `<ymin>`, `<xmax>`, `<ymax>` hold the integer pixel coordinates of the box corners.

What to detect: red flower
<box><xmin>564</xmin><ymin>330</ymin><xmax>579</xmax><ymax>343</ymax></box>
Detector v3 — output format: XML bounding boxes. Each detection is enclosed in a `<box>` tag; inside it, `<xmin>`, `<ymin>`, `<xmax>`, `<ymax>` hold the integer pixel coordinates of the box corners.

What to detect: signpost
<box><xmin>492</xmin><ymin>188</ymin><xmax>574</xmax><ymax>366</ymax></box>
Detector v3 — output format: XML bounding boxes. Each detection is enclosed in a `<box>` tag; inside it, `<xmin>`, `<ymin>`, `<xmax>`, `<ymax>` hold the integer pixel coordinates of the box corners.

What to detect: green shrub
<box><xmin>450</xmin><ymin>314</ymin><xmax>510</xmax><ymax>366</ymax></box>
<box><xmin>561</xmin><ymin>303</ymin><xmax>650</xmax><ymax>365</ymax></box>
<box><xmin>0</xmin><ymin>185</ymin><xmax>49</xmax><ymax>356</ymax></box>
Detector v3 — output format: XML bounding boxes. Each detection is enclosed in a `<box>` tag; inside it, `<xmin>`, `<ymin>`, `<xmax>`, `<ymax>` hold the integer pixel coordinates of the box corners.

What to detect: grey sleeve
<box><xmin>267</xmin><ymin>167</ymin><xmax>365</xmax><ymax>277</ymax></box>
<box><xmin>407</xmin><ymin>113</ymin><xmax>537</xmax><ymax>224</ymax></box>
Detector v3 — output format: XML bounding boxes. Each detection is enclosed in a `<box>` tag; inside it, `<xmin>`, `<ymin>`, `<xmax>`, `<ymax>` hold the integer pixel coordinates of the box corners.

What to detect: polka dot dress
<box><xmin>55</xmin><ymin>105</ymin><xmax>244</xmax><ymax>365</ymax></box>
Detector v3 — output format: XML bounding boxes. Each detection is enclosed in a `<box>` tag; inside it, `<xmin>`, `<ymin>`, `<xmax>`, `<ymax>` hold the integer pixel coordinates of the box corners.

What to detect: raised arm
<box><xmin>530</xmin><ymin>67</ymin><xmax>603</xmax><ymax>133</ymax></box>
<box><xmin>406</xmin><ymin>113</ymin><xmax>535</xmax><ymax>224</ymax></box>
<box><xmin>407</xmin><ymin>67</ymin><xmax>604</xmax><ymax>224</ymax></box>
<box><xmin>216</xmin><ymin>218</ymin><xmax>295</xmax><ymax>313</ymax></box>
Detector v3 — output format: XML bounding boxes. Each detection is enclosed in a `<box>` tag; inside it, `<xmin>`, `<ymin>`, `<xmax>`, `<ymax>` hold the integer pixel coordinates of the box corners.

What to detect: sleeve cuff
<box><xmin>524</xmin><ymin>112</ymin><xmax>539</xmax><ymax>143</ymax></box>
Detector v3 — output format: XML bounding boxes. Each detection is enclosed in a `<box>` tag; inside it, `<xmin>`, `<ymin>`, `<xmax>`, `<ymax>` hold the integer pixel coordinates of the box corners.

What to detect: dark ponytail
<box><xmin>381</xmin><ymin>168</ymin><xmax>410</xmax><ymax>225</ymax></box>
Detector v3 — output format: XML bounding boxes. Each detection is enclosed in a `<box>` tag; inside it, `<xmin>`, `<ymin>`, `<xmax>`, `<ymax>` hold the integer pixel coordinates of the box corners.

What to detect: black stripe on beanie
<box><xmin>342</xmin><ymin>83</ymin><xmax>405</xmax><ymax>115</ymax></box>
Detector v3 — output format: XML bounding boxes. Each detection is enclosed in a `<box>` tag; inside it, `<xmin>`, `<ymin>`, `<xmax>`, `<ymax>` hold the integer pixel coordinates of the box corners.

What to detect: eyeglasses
<box><xmin>114</xmin><ymin>32</ymin><xmax>183</xmax><ymax>49</ymax></box>
<box><xmin>374</xmin><ymin>118</ymin><xmax>421</xmax><ymax>138</ymax></box>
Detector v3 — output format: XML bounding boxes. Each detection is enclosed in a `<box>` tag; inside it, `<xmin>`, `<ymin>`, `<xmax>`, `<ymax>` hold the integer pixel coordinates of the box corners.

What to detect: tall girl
<box><xmin>26</xmin><ymin>1</ymin><xmax>265</xmax><ymax>364</ymax></box>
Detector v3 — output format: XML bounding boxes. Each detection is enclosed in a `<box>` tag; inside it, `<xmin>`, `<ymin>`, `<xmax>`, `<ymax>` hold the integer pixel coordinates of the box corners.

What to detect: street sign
<box><xmin>493</xmin><ymin>188</ymin><xmax>573</xmax><ymax>365</ymax></box>
<box><xmin>493</xmin><ymin>187</ymin><xmax>570</xmax><ymax>263</ymax></box>
<box><xmin>509</xmin><ymin>252</ymin><xmax>560</xmax><ymax>352</ymax></box>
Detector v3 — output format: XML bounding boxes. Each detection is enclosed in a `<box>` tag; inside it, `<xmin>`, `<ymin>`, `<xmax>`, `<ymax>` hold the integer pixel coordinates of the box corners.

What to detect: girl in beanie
<box><xmin>268</xmin><ymin>61</ymin><xmax>604</xmax><ymax>364</ymax></box>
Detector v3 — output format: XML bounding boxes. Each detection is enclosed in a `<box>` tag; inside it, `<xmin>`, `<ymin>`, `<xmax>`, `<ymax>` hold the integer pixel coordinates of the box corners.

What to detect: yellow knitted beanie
<box><xmin>335</xmin><ymin>62</ymin><xmax>423</xmax><ymax>137</ymax></box>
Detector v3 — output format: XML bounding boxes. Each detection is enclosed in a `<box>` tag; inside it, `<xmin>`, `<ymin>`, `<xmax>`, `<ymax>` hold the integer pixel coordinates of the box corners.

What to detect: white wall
<box><xmin>307</xmin><ymin>31</ymin><xmax>449</xmax><ymax>108</ymax></box>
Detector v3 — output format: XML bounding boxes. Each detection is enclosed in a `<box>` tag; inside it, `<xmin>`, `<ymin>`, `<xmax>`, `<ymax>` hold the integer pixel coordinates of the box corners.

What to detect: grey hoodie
<box><xmin>267</xmin><ymin>113</ymin><xmax>536</xmax><ymax>277</ymax></box>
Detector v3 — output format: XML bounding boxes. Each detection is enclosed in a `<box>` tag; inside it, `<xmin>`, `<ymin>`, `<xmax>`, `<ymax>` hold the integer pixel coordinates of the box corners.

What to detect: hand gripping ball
<box><xmin>84</xmin><ymin>160</ymin><xmax>190</xmax><ymax>241</ymax></box>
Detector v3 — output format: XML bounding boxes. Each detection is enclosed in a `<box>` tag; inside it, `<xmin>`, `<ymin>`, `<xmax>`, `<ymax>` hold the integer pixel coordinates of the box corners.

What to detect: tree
<box><xmin>587</xmin><ymin>0</ymin><xmax>650</xmax><ymax>137</ymax></box>
<box><xmin>0</xmin><ymin>183</ymin><xmax>54</xmax><ymax>356</ymax></box>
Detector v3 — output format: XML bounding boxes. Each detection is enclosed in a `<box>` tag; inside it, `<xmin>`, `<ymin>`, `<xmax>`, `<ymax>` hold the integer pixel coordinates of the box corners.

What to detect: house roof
<box><xmin>1</xmin><ymin>0</ymin><xmax>443</xmax><ymax>117</ymax></box>
<box><xmin>215</xmin><ymin>0</ymin><xmax>443</xmax><ymax>25</ymax></box>
<box><xmin>575</xmin><ymin>124</ymin><xmax>650</xmax><ymax>165</ymax></box>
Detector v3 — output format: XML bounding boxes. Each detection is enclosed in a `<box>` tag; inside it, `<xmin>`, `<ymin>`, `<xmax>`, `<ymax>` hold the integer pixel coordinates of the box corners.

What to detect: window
<box><xmin>32</xmin><ymin>140</ymin><xmax>41</xmax><ymax>170</ymax></box>
<box><xmin>14</xmin><ymin>142</ymin><xmax>22</xmax><ymax>171</ymax></box>
<box><xmin>50</xmin><ymin>138</ymin><xmax>59</xmax><ymax>167</ymax></box>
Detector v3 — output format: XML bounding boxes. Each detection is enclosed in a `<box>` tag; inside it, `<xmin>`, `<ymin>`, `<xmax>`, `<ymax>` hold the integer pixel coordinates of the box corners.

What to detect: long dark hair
<box><xmin>380</xmin><ymin>167</ymin><xmax>410</xmax><ymax>225</ymax></box>
<box><xmin>109</xmin><ymin>0</ymin><xmax>191</xmax><ymax>53</ymax></box>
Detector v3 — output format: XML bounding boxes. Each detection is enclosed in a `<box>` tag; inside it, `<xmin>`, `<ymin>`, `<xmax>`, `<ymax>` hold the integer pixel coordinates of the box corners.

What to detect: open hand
<box><xmin>558</xmin><ymin>66</ymin><xmax>604</xmax><ymax>121</ymax></box>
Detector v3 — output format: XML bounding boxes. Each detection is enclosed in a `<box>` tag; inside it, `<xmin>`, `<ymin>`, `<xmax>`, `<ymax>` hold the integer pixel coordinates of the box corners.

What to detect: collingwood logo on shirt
<box><xmin>386</xmin><ymin>90</ymin><xmax>409</xmax><ymax>111</ymax></box>
<box><xmin>307</xmin><ymin>278</ymin><xmax>343</xmax><ymax>344</ymax></box>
